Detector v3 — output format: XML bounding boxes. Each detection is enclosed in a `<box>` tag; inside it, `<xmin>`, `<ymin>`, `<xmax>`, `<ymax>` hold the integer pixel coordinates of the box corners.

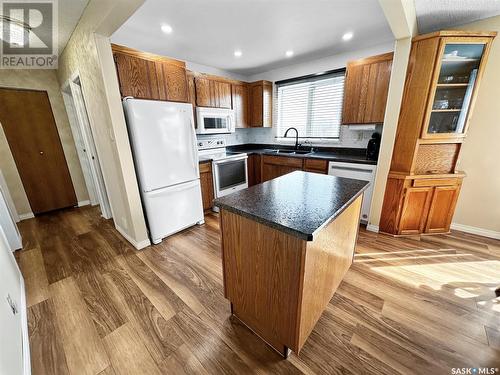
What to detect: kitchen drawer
<box><xmin>199</xmin><ymin>162</ymin><xmax>212</xmax><ymax>173</ymax></box>
<box><xmin>412</xmin><ymin>178</ymin><xmax>458</xmax><ymax>187</ymax></box>
<box><xmin>262</xmin><ymin>155</ymin><xmax>303</xmax><ymax>168</ymax></box>
<box><xmin>304</xmin><ymin>158</ymin><xmax>328</xmax><ymax>173</ymax></box>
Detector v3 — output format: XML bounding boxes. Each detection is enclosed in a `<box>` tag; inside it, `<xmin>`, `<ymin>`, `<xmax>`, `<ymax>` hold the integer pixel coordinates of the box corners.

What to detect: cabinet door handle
<box><xmin>39</xmin><ymin>151</ymin><xmax>44</xmax><ymax>155</ymax></box>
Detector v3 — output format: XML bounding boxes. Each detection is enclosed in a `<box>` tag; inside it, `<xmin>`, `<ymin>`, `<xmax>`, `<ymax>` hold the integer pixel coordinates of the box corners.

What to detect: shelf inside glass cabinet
<box><xmin>427</xmin><ymin>43</ymin><xmax>484</xmax><ymax>135</ymax></box>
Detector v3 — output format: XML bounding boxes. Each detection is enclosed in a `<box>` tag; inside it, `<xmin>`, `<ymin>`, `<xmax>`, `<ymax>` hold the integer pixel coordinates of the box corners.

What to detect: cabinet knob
<box><xmin>39</xmin><ymin>151</ymin><xmax>44</xmax><ymax>155</ymax></box>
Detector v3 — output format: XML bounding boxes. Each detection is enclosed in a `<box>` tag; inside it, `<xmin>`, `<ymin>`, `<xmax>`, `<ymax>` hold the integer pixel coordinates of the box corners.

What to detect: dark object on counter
<box><xmin>496</xmin><ymin>287</ymin><xmax>500</xmax><ymax>297</ymax></box>
<box><xmin>366</xmin><ymin>132</ymin><xmax>381</xmax><ymax>161</ymax></box>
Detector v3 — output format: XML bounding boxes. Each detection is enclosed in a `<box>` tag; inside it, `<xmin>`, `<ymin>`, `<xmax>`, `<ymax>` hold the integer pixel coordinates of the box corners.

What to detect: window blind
<box><xmin>276</xmin><ymin>70</ymin><xmax>345</xmax><ymax>139</ymax></box>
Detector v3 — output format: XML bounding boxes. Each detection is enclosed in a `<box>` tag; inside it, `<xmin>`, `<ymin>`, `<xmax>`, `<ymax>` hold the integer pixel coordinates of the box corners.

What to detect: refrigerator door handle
<box><xmin>147</xmin><ymin>179</ymin><xmax>200</xmax><ymax>197</ymax></box>
<box><xmin>189</xmin><ymin>116</ymin><xmax>200</xmax><ymax>176</ymax></box>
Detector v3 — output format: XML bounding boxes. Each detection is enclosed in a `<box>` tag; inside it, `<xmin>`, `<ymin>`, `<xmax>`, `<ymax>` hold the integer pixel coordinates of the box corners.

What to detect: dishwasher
<box><xmin>328</xmin><ymin>161</ymin><xmax>376</xmax><ymax>223</ymax></box>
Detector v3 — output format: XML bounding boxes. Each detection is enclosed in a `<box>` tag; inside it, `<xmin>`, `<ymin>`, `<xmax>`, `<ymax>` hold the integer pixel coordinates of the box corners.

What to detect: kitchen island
<box><xmin>214</xmin><ymin>171</ymin><xmax>368</xmax><ymax>357</ymax></box>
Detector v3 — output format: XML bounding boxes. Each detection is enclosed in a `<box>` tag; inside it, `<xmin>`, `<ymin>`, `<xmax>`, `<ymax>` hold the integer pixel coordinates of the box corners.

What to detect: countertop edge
<box><xmin>215</xmin><ymin>180</ymin><xmax>369</xmax><ymax>242</ymax></box>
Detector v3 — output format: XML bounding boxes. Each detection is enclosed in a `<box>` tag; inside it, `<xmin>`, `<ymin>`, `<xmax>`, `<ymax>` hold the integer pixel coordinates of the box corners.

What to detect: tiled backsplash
<box><xmin>197</xmin><ymin>125</ymin><xmax>382</xmax><ymax>149</ymax></box>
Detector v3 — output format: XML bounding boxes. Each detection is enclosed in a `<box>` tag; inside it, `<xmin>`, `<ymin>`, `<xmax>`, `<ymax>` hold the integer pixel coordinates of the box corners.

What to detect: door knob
<box><xmin>39</xmin><ymin>151</ymin><xmax>44</xmax><ymax>155</ymax></box>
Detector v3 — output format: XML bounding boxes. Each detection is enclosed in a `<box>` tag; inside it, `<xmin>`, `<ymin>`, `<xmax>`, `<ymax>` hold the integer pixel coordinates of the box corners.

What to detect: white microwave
<box><xmin>195</xmin><ymin>107</ymin><xmax>235</xmax><ymax>134</ymax></box>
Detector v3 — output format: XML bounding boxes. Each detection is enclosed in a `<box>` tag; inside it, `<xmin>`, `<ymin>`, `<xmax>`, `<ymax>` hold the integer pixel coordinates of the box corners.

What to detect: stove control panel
<box><xmin>197</xmin><ymin>138</ymin><xmax>226</xmax><ymax>150</ymax></box>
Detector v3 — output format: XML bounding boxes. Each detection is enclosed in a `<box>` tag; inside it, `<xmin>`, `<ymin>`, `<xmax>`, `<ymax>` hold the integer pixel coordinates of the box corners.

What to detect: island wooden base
<box><xmin>219</xmin><ymin>195</ymin><xmax>363</xmax><ymax>357</ymax></box>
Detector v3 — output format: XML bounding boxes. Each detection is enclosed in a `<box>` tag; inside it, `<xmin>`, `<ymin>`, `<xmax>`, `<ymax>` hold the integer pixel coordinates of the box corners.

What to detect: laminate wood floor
<box><xmin>16</xmin><ymin>206</ymin><xmax>500</xmax><ymax>374</ymax></box>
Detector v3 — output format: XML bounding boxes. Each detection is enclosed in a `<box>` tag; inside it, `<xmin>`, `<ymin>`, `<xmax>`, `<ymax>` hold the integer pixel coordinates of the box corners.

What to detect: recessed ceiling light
<box><xmin>342</xmin><ymin>32</ymin><xmax>353</xmax><ymax>41</ymax></box>
<box><xmin>234</xmin><ymin>50</ymin><xmax>242</xmax><ymax>58</ymax></box>
<box><xmin>161</xmin><ymin>24</ymin><xmax>173</xmax><ymax>34</ymax></box>
<box><xmin>285</xmin><ymin>50</ymin><xmax>294</xmax><ymax>57</ymax></box>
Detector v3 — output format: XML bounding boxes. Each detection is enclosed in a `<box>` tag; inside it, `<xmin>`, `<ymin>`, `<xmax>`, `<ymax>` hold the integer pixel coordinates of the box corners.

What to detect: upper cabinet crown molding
<box><xmin>342</xmin><ymin>51</ymin><xmax>394</xmax><ymax>125</ymax></box>
<box><xmin>411</xmin><ymin>30</ymin><xmax>497</xmax><ymax>42</ymax></box>
<box><xmin>111</xmin><ymin>44</ymin><xmax>186</xmax><ymax>67</ymax></box>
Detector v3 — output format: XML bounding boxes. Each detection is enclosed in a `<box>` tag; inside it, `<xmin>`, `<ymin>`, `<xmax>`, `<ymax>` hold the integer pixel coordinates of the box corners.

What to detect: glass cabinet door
<box><xmin>425</xmin><ymin>43</ymin><xmax>485</xmax><ymax>136</ymax></box>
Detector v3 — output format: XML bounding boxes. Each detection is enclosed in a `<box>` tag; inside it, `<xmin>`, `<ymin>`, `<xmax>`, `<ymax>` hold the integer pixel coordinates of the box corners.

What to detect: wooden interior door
<box><xmin>0</xmin><ymin>88</ymin><xmax>77</xmax><ymax>214</ymax></box>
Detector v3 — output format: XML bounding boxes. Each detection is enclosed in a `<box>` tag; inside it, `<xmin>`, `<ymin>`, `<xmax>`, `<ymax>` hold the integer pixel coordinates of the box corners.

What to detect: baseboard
<box><xmin>18</xmin><ymin>212</ymin><xmax>34</xmax><ymax>221</ymax></box>
<box><xmin>78</xmin><ymin>200</ymin><xmax>91</xmax><ymax>207</ymax></box>
<box><xmin>115</xmin><ymin>225</ymin><xmax>151</xmax><ymax>250</ymax></box>
<box><xmin>366</xmin><ymin>224</ymin><xmax>379</xmax><ymax>233</ymax></box>
<box><xmin>450</xmin><ymin>223</ymin><xmax>500</xmax><ymax>240</ymax></box>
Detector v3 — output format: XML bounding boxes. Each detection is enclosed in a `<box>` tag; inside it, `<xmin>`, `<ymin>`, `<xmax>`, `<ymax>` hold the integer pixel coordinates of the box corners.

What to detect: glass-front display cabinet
<box><xmin>423</xmin><ymin>41</ymin><xmax>488</xmax><ymax>138</ymax></box>
<box><xmin>381</xmin><ymin>31</ymin><xmax>496</xmax><ymax>237</ymax></box>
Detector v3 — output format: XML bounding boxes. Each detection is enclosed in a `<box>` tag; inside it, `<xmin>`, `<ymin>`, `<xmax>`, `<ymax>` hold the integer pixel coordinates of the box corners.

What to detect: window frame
<box><xmin>274</xmin><ymin>67</ymin><xmax>346</xmax><ymax>144</ymax></box>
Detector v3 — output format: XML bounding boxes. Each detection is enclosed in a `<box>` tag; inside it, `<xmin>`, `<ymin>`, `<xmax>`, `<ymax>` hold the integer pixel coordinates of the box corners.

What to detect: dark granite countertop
<box><xmin>214</xmin><ymin>171</ymin><xmax>369</xmax><ymax>241</ymax></box>
<box><xmin>226</xmin><ymin>143</ymin><xmax>377</xmax><ymax>165</ymax></box>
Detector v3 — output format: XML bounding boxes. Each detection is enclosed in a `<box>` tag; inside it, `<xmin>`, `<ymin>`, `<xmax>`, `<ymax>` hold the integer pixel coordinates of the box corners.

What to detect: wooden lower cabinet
<box><xmin>247</xmin><ymin>154</ymin><xmax>261</xmax><ymax>186</ymax></box>
<box><xmin>199</xmin><ymin>162</ymin><xmax>214</xmax><ymax>211</ymax></box>
<box><xmin>398</xmin><ymin>187</ymin><xmax>433</xmax><ymax>235</ymax></box>
<box><xmin>380</xmin><ymin>174</ymin><xmax>463</xmax><ymax>235</ymax></box>
<box><xmin>261</xmin><ymin>155</ymin><xmax>303</xmax><ymax>182</ymax></box>
<box><xmin>303</xmin><ymin>159</ymin><xmax>328</xmax><ymax>174</ymax></box>
<box><xmin>425</xmin><ymin>185</ymin><xmax>461</xmax><ymax>233</ymax></box>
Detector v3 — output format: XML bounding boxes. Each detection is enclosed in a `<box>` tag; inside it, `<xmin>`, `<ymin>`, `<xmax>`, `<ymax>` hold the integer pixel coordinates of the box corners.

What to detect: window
<box><xmin>276</xmin><ymin>69</ymin><xmax>345</xmax><ymax>140</ymax></box>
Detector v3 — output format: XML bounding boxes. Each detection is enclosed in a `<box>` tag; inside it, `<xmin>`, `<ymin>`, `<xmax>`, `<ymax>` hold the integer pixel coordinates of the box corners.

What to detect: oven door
<box><xmin>213</xmin><ymin>156</ymin><xmax>248</xmax><ymax>197</ymax></box>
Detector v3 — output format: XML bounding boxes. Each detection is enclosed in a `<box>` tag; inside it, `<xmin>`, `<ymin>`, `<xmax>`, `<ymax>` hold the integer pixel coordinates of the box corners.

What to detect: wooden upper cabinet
<box><xmin>249</xmin><ymin>81</ymin><xmax>272</xmax><ymax>127</ymax></box>
<box><xmin>155</xmin><ymin>62</ymin><xmax>189</xmax><ymax>102</ymax></box>
<box><xmin>113</xmin><ymin>52</ymin><xmax>160</xmax><ymax>100</ymax></box>
<box><xmin>213</xmin><ymin>81</ymin><xmax>232</xmax><ymax>108</ymax></box>
<box><xmin>194</xmin><ymin>78</ymin><xmax>232</xmax><ymax>108</ymax></box>
<box><xmin>112</xmin><ymin>44</ymin><xmax>189</xmax><ymax>103</ymax></box>
<box><xmin>195</xmin><ymin>77</ymin><xmax>212</xmax><ymax>107</ymax></box>
<box><xmin>342</xmin><ymin>52</ymin><xmax>393</xmax><ymax>125</ymax></box>
<box><xmin>232</xmin><ymin>83</ymin><xmax>249</xmax><ymax>128</ymax></box>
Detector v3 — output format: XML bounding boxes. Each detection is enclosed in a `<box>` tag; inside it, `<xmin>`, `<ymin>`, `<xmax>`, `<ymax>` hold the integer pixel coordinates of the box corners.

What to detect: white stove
<box><xmin>197</xmin><ymin>138</ymin><xmax>249</xmax><ymax>204</ymax></box>
<box><xmin>197</xmin><ymin>139</ymin><xmax>244</xmax><ymax>160</ymax></box>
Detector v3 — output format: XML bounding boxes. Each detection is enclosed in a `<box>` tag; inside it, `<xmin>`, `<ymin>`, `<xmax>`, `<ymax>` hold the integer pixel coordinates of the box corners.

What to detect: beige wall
<box><xmin>368</xmin><ymin>37</ymin><xmax>412</xmax><ymax>230</ymax></box>
<box><xmin>450</xmin><ymin>16</ymin><xmax>500</xmax><ymax>234</ymax></box>
<box><xmin>0</xmin><ymin>69</ymin><xmax>89</xmax><ymax>216</ymax></box>
<box><xmin>369</xmin><ymin>0</ymin><xmax>416</xmax><ymax>230</ymax></box>
<box><xmin>57</xmin><ymin>0</ymin><xmax>149</xmax><ymax>248</ymax></box>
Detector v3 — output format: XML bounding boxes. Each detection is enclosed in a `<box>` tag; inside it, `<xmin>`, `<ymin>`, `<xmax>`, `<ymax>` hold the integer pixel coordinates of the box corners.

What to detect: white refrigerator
<box><xmin>123</xmin><ymin>98</ymin><xmax>204</xmax><ymax>244</ymax></box>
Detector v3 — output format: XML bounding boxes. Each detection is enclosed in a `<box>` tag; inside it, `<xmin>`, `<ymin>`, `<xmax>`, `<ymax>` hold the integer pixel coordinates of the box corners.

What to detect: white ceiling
<box><xmin>57</xmin><ymin>0</ymin><xmax>89</xmax><ymax>54</ymax></box>
<box><xmin>111</xmin><ymin>0</ymin><xmax>394</xmax><ymax>76</ymax></box>
<box><xmin>415</xmin><ymin>0</ymin><xmax>500</xmax><ymax>33</ymax></box>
